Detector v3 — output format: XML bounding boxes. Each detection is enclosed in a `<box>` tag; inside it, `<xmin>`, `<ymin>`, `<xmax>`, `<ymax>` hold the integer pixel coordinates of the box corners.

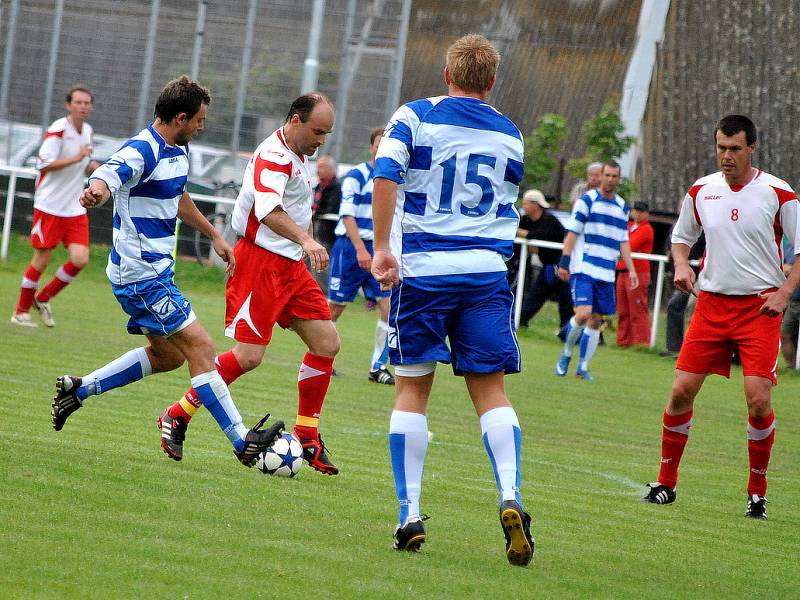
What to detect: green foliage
<box><xmin>567</xmin><ymin>98</ymin><xmax>635</xmax><ymax>179</ymax></box>
<box><xmin>521</xmin><ymin>113</ymin><xmax>569</xmax><ymax>193</ymax></box>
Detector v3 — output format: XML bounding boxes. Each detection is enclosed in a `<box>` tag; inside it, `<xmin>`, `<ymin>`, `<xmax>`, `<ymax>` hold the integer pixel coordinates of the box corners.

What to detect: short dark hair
<box><xmin>66</xmin><ymin>84</ymin><xmax>93</xmax><ymax>103</ymax></box>
<box><xmin>285</xmin><ymin>92</ymin><xmax>332</xmax><ymax>123</ymax></box>
<box><xmin>153</xmin><ymin>75</ymin><xmax>211</xmax><ymax>123</ymax></box>
<box><xmin>370</xmin><ymin>126</ymin><xmax>384</xmax><ymax>145</ymax></box>
<box><xmin>715</xmin><ymin>114</ymin><xmax>757</xmax><ymax>146</ymax></box>
<box><xmin>602</xmin><ymin>159</ymin><xmax>621</xmax><ymax>173</ymax></box>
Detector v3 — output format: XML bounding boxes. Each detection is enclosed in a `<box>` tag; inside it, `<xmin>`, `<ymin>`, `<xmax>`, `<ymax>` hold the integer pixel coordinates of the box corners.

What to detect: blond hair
<box><xmin>446</xmin><ymin>34</ymin><xmax>500</xmax><ymax>93</ymax></box>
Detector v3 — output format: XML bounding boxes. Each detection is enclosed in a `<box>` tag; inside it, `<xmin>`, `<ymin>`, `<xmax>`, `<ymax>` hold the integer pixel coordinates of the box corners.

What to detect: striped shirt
<box><xmin>334</xmin><ymin>161</ymin><xmax>375</xmax><ymax>240</ymax></box>
<box><xmin>566</xmin><ymin>189</ymin><xmax>630</xmax><ymax>283</ymax></box>
<box><xmin>374</xmin><ymin>95</ymin><xmax>523</xmax><ymax>290</ymax></box>
<box><xmin>89</xmin><ymin>124</ymin><xmax>188</xmax><ymax>285</ymax></box>
<box><xmin>230</xmin><ymin>127</ymin><xmax>313</xmax><ymax>261</ymax></box>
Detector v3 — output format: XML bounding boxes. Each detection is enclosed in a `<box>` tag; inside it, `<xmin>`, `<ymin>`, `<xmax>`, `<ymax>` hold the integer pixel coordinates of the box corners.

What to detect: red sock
<box><xmin>16</xmin><ymin>265</ymin><xmax>42</xmax><ymax>313</ymax></box>
<box><xmin>168</xmin><ymin>351</ymin><xmax>245</xmax><ymax>422</ymax></box>
<box><xmin>294</xmin><ymin>353</ymin><xmax>334</xmax><ymax>439</ymax></box>
<box><xmin>747</xmin><ymin>411</ymin><xmax>775</xmax><ymax>496</ymax></box>
<box><xmin>657</xmin><ymin>409</ymin><xmax>693</xmax><ymax>489</ymax></box>
<box><xmin>37</xmin><ymin>261</ymin><xmax>82</xmax><ymax>302</ymax></box>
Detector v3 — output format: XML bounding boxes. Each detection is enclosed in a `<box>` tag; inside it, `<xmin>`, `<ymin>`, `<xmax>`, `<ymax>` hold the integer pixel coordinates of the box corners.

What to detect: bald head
<box><xmin>316</xmin><ymin>155</ymin><xmax>336</xmax><ymax>181</ymax></box>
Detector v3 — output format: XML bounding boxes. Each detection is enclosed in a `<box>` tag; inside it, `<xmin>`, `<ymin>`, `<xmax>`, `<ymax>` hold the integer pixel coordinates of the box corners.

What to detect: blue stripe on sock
<box><xmin>195</xmin><ymin>382</ymin><xmax>242</xmax><ymax>451</ymax></box>
<box><xmin>372</xmin><ymin>341</ymin><xmax>390</xmax><ymax>370</ymax></box>
<box><xmin>482</xmin><ymin>432</ymin><xmax>504</xmax><ymax>506</ymax></box>
<box><xmin>579</xmin><ymin>331</ymin><xmax>589</xmax><ymax>361</ymax></box>
<box><xmin>389</xmin><ymin>433</ymin><xmax>409</xmax><ymax>524</ymax></box>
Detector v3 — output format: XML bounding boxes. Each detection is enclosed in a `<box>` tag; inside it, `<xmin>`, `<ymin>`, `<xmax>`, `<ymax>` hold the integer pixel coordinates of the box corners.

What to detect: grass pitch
<box><xmin>1</xmin><ymin>235</ymin><xmax>798</xmax><ymax>598</ymax></box>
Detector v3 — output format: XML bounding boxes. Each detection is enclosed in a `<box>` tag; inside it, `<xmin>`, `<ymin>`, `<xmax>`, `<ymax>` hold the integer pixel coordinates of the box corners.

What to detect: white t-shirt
<box><xmin>34</xmin><ymin>117</ymin><xmax>93</xmax><ymax>217</ymax></box>
<box><xmin>231</xmin><ymin>127</ymin><xmax>313</xmax><ymax>261</ymax></box>
<box><xmin>672</xmin><ymin>169</ymin><xmax>800</xmax><ymax>295</ymax></box>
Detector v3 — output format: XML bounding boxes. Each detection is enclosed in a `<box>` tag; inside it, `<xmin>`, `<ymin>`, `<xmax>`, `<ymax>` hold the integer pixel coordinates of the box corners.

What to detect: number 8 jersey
<box><xmin>374</xmin><ymin>95</ymin><xmax>523</xmax><ymax>290</ymax></box>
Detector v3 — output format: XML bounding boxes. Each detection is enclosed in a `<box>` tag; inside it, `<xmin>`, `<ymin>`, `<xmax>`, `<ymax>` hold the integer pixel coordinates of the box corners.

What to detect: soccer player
<box><xmin>371</xmin><ymin>34</ymin><xmax>534</xmax><ymax>566</ymax></box>
<box><xmin>642</xmin><ymin>115</ymin><xmax>800</xmax><ymax>519</ymax></box>
<box><xmin>11</xmin><ymin>85</ymin><xmax>101</xmax><ymax>328</ymax></box>
<box><xmin>158</xmin><ymin>93</ymin><xmax>341</xmax><ymax>475</ymax></box>
<box><xmin>50</xmin><ymin>76</ymin><xmax>284</xmax><ymax>467</ymax></box>
<box><xmin>328</xmin><ymin>126</ymin><xmax>395</xmax><ymax>385</ymax></box>
<box><xmin>554</xmin><ymin>160</ymin><xmax>638</xmax><ymax>381</ymax></box>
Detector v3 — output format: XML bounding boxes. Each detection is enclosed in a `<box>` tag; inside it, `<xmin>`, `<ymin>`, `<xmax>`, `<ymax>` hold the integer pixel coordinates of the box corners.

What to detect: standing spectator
<box><xmin>517</xmin><ymin>189</ymin><xmax>572</xmax><ymax>331</ymax></box>
<box><xmin>642</xmin><ymin>115</ymin><xmax>800</xmax><ymax>521</ymax></box>
<box><xmin>659</xmin><ymin>235</ymin><xmax>705</xmax><ymax>358</ymax></box>
<box><xmin>328</xmin><ymin>127</ymin><xmax>395</xmax><ymax>385</ymax></box>
<box><xmin>568</xmin><ymin>161</ymin><xmax>602</xmax><ymax>204</ymax></box>
<box><xmin>312</xmin><ymin>155</ymin><xmax>341</xmax><ymax>251</ymax></box>
<box><xmin>616</xmin><ymin>201</ymin><xmax>654</xmax><ymax>346</ymax></box>
<box><xmin>555</xmin><ymin>160</ymin><xmax>638</xmax><ymax>381</ymax></box>
<box><xmin>780</xmin><ymin>237</ymin><xmax>800</xmax><ymax>368</ymax></box>
<box><xmin>11</xmin><ymin>85</ymin><xmax>101</xmax><ymax>328</ymax></box>
<box><xmin>371</xmin><ymin>34</ymin><xmax>534</xmax><ymax>566</ymax></box>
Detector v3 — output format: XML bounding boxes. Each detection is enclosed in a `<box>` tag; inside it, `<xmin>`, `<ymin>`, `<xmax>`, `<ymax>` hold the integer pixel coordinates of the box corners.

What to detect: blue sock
<box><xmin>389</xmin><ymin>410</ymin><xmax>428</xmax><ymax>525</ymax></box>
<box><xmin>191</xmin><ymin>371</ymin><xmax>248</xmax><ymax>451</ymax></box>
<box><xmin>578</xmin><ymin>327</ymin><xmax>601</xmax><ymax>371</ymax></box>
<box><xmin>480</xmin><ymin>406</ymin><xmax>523</xmax><ymax>507</ymax></box>
<box><xmin>77</xmin><ymin>347</ymin><xmax>152</xmax><ymax>401</ymax></box>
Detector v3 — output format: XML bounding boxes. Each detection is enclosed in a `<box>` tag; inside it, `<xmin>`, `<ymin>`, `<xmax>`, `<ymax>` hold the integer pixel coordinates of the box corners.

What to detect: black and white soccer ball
<box><xmin>255</xmin><ymin>432</ymin><xmax>304</xmax><ymax>477</ymax></box>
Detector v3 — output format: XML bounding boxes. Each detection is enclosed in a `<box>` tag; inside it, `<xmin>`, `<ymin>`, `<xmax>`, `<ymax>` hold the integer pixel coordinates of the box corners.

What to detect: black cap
<box><xmin>633</xmin><ymin>201</ymin><xmax>649</xmax><ymax>211</ymax></box>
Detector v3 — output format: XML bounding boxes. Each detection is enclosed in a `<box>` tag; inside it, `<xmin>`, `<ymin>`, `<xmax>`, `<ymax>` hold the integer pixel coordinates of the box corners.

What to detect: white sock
<box><xmin>389</xmin><ymin>410</ymin><xmax>429</xmax><ymax>524</ymax></box>
<box><xmin>480</xmin><ymin>406</ymin><xmax>523</xmax><ymax>505</ymax></box>
<box><xmin>191</xmin><ymin>370</ymin><xmax>249</xmax><ymax>448</ymax></box>
<box><xmin>564</xmin><ymin>316</ymin><xmax>584</xmax><ymax>357</ymax></box>
<box><xmin>579</xmin><ymin>327</ymin><xmax>601</xmax><ymax>371</ymax></box>
<box><xmin>79</xmin><ymin>347</ymin><xmax>153</xmax><ymax>401</ymax></box>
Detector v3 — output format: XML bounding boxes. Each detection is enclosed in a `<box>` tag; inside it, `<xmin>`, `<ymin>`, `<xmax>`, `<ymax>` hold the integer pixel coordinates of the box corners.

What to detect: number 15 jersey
<box><xmin>374</xmin><ymin>95</ymin><xmax>523</xmax><ymax>291</ymax></box>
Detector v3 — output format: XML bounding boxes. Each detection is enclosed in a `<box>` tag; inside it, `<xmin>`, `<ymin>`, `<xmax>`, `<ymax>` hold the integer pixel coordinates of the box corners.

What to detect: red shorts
<box><xmin>224</xmin><ymin>238</ymin><xmax>331</xmax><ymax>345</ymax></box>
<box><xmin>30</xmin><ymin>209</ymin><xmax>89</xmax><ymax>249</ymax></box>
<box><xmin>677</xmin><ymin>291</ymin><xmax>782</xmax><ymax>384</ymax></box>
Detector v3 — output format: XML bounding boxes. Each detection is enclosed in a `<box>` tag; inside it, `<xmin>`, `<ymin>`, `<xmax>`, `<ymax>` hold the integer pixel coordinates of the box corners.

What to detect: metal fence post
<box><xmin>136</xmin><ymin>0</ymin><xmax>161</xmax><ymax>129</ymax></box>
<box><xmin>1</xmin><ymin>170</ymin><xmax>18</xmax><ymax>259</ymax></box>
<box><xmin>514</xmin><ymin>240</ymin><xmax>528</xmax><ymax>329</ymax></box>
<box><xmin>41</xmin><ymin>0</ymin><xmax>65</xmax><ymax>133</ymax></box>
<box><xmin>190</xmin><ymin>0</ymin><xmax>208</xmax><ymax>80</ymax></box>
<box><xmin>301</xmin><ymin>0</ymin><xmax>326</xmax><ymax>94</ymax></box>
<box><xmin>231</xmin><ymin>0</ymin><xmax>258</xmax><ymax>155</ymax></box>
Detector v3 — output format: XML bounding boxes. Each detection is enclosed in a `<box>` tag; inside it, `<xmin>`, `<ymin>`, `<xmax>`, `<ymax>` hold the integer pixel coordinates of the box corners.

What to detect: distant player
<box><xmin>50</xmin><ymin>76</ymin><xmax>284</xmax><ymax>466</ymax></box>
<box><xmin>328</xmin><ymin>126</ymin><xmax>395</xmax><ymax>385</ymax></box>
<box><xmin>11</xmin><ymin>85</ymin><xmax>100</xmax><ymax>328</ymax></box>
<box><xmin>159</xmin><ymin>93</ymin><xmax>341</xmax><ymax>475</ymax></box>
<box><xmin>554</xmin><ymin>160</ymin><xmax>638</xmax><ymax>381</ymax></box>
<box><xmin>371</xmin><ymin>34</ymin><xmax>534</xmax><ymax>566</ymax></box>
<box><xmin>642</xmin><ymin>115</ymin><xmax>800</xmax><ymax>520</ymax></box>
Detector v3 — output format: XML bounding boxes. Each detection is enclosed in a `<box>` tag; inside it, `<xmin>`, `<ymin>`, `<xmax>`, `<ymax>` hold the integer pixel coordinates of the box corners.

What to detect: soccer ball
<box><xmin>255</xmin><ymin>432</ymin><xmax>304</xmax><ymax>477</ymax></box>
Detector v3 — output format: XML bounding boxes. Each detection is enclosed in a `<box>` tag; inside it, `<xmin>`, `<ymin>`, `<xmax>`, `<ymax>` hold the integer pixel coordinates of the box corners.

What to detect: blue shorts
<box><xmin>328</xmin><ymin>237</ymin><xmax>390</xmax><ymax>304</ymax></box>
<box><xmin>112</xmin><ymin>270</ymin><xmax>195</xmax><ymax>336</ymax></box>
<box><xmin>388</xmin><ymin>276</ymin><xmax>521</xmax><ymax>375</ymax></box>
<box><xmin>570</xmin><ymin>273</ymin><xmax>616</xmax><ymax>315</ymax></box>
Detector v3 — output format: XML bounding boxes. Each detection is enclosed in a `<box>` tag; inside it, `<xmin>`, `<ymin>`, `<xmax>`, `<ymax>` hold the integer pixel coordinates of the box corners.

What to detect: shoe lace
<box><xmin>172</xmin><ymin>417</ymin><xmax>187</xmax><ymax>443</ymax></box>
<box><xmin>316</xmin><ymin>433</ymin><xmax>333</xmax><ymax>456</ymax></box>
<box><xmin>252</xmin><ymin>413</ymin><xmax>272</xmax><ymax>432</ymax></box>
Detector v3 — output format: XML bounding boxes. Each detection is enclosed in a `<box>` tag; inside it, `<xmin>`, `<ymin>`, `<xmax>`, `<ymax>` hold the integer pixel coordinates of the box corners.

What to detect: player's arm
<box><xmin>178</xmin><ymin>191</ymin><xmax>234</xmax><ymax>276</ymax></box>
<box><xmin>761</xmin><ymin>194</ymin><xmax>800</xmax><ymax>316</ymax></box>
<box><xmin>671</xmin><ymin>242</ymin><xmax>696</xmax><ymax>296</ymax></box>
<box><xmin>671</xmin><ymin>190</ymin><xmax>703</xmax><ymax>296</ymax></box>
<box><xmin>556</xmin><ymin>231</ymin><xmax>577</xmax><ymax>281</ymax></box>
<box><xmin>557</xmin><ymin>196</ymin><xmax>589</xmax><ymax>281</ymax></box>
<box><xmin>263</xmin><ymin>207</ymin><xmax>328</xmax><ymax>272</ymax></box>
<box><xmin>83</xmin><ymin>142</ymin><xmax>148</xmax><ymax>209</ymax></box>
<box><xmin>37</xmin><ymin>130</ymin><xmax>92</xmax><ymax>174</ymax></box>
<box><xmin>619</xmin><ymin>241</ymin><xmax>639</xmax><ymax>290</ymax></box>
<box><xmin>338</xmin><ymin>173</ymin><xmax>370</xmax><ymax>269</ymax></box>
<box><xmin>343</xmin><ymin>216</ymin><xmax>370</xmax><ymax>270</ymax></box>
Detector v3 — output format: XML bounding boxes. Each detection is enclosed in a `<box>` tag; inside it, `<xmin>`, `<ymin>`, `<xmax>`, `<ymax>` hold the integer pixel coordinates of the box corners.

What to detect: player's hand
<box><xmin>356</xmin><ymin>245</ymin><xmax>372</xmax><ymax>271</ymax></box>
<box><xmin>629</xmin><ymin>271</ymin><xmax>639</xmax><ymax>290</ymax></box>
<box><xmin>674</xmin><ymin>263</ymin><xmax>697</xmax><ymax>297</ymax></box>
<box><xmin>303</xmin><ymin>238</ymin><xmax>329</xmax><ymax>272</ymax></box>
<box><xmin>79</xmin><ymin>186</ymin><xmax>105</xmax><ymax>208</ymax></box>
<box><xmin>759</xmin><ymin>288</ymin><xmax>790</xmax><ymax>317</ymax></box>
<box><xmin>212</xmin><ymin>236</ymin><xmax>235</xmax><ymax>277</ymax></box>
<box><xmin>78</xmin><ymin>144</ymin><xmax>93</xmax><ymax>159</ymax></box>
<box><xmin>372</xmin><ymin>249</ymin><xmax>399</xmax><ymax>290</ymax></box>
<box><xmin>557</xmin><ymin>266</ymin><xmax>570</xmax><ymax>282</ymax></box>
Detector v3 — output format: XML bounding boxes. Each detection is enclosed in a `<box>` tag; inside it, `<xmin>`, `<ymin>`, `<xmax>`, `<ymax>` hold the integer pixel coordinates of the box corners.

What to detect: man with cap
<box><xmin>517</xmin><ymin>189</ymin><xmax>573</xmax><ymax>331</ymax></box>
<box><xmin>616</xmin><ymin>201</ymin><xmax>654</xmax><ymax>346</ymax></box>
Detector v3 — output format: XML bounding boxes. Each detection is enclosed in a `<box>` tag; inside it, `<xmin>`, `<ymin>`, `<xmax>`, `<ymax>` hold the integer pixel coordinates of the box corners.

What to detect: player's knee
<box><xmin>670</xmin><ymin>381</ymin><xmax>696</xmax><ymax>410</ymax></box>
<box><xmin>236</xmin><ymin>353</ymin><xmax>263</xmax><ymax>372</ymax></box>
<box><xmin>70</xmin><ymin>253</ymin><xmax>89</xmax><ymax>269</ymax></box>
<box><xmin>311</xmin><ymin>329</ymin><xmax>340</xmax><ymax>357</ymax></box>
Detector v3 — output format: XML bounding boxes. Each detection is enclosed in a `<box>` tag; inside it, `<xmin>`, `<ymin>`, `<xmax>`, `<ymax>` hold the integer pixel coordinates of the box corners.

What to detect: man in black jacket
<box><xmin>517</xmin><ymin>190</ymin><xmax>573</xmax><ymax>330</ymax></box>
<box><xmin>313</xmin><ymin>155</ymin><xmax>341</xmax><ymax>252</ymax></box>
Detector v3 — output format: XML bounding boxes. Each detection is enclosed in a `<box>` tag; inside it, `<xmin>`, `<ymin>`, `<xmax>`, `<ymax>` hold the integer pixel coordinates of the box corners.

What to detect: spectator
<box><xmin>659</xmin><ymin>234</ymin><xmax>705</xmax><ymax>358</ymax></box>
<box><xmin>568</xmin><ymin>161</ymin><xmax>602</xmax><ymax>204</ymax></box>
<box><xmin>616</xmin><ymin>201</ymin><xmax>654</xmax><ymax>346</ymax></box>
<box><xmin>780</xmin><ymin>238</ymin><xmax>800</xmax><ymax>368</ymax></box>
<box><xmin>516</xmin><ymin>189</ymin><xmax>572</xmax><ymax>331</ymax></box>
<box><xmin>313</xmin><ymin>155</ymin><xmax>341</xmax><ymax>251</ymax></box>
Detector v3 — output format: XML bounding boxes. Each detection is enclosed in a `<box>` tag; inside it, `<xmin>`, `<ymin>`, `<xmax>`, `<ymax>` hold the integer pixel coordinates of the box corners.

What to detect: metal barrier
<box><xmin>0</xmin><ymin>164</ymin><xmax>37</xmax><ymax>260</ymax></box>
<box><xmin>513</xmin><ymin>237</ymin><xmax>668</xmax><ymax>348</ymax></box>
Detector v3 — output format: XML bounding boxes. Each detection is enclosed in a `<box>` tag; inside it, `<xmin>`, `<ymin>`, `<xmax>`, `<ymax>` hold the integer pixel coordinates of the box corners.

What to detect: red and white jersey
<box><xmin>230</xmin><ymin>127</ymin><xmax>313</xmax><ymax>261</ymax></box>
<box><xmin>672</xmin><ymin>169</ymin><xmax>800</xmax><ymax>295</ymax></box>
<box><xmin>34</xmin><ymin>117</ymin><xmax>93</xmax><ymax>217</ymax></box>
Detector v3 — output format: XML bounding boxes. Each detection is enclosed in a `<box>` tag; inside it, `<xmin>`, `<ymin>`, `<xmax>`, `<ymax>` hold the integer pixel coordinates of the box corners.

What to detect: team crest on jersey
<box><xmin>329</xmin><ymin>277</ymin><xmax>340</xmax><ymax>291</ymax></box>
<box><xmin>387</xmin><ymin>326</ymin><xmax>397</xmax><ymax>349</ymax></box>
<box><xmin>151</xmin><ymin>296</ymin><xmax>177</xmax><ymax>318</ymax></box>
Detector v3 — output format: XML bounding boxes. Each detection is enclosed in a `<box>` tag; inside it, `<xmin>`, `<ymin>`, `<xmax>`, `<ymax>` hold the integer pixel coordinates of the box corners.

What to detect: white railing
<box><xmin>0</xmin><ymin>164</ymin><xmax>38</xmax><ymax>260</ymax></box>
<box><xmin>513</xmin><ymin>237</ymin><xmax>669</xmax><ymax>348</ymax></box>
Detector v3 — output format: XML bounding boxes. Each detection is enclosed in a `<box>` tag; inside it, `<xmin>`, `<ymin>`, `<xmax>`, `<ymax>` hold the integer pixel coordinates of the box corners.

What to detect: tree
<box><xmin>521</xmin><ymin>113</ymin><xmax>569</xmax><ymax>193</ymax></box>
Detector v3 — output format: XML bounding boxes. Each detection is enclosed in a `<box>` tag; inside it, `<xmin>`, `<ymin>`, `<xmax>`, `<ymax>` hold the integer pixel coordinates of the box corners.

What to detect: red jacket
<box><xmin>617</xmin><ymin>219</ymin><xmax>654</xmax><ymax>273</ymax></box>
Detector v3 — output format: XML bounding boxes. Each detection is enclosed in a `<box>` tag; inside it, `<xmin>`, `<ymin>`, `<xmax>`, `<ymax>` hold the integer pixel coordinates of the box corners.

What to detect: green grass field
<box><xmin>1</xmin><ymin>234</ymin><xmax>798</xmax><ymax>598</ymax></box>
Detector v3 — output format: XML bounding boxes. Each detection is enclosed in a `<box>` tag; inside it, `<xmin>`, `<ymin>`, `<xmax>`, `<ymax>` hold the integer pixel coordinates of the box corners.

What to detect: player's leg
<box><xmin>13</xmin><ymin>247</ymin><xmax>52</xmax><ymax>326</ymax></box>
<box><xmin>575</xmin><ymin>312</ymin><xmax>603</xmax><ymax>380</ymax></box>
<box><xmin>291</xmin><ymin>317</ymin><xmax>340</xmax><ymax>474</ymax></box>
<box><xmin>556</xmin><ymin>275</ymin><xmax>591</xmax><ymax>375</ymax></box>
<box><xmin>34</xmin><ymin>242</ymin><xmax>88</xmax><ymax>326</ymax></box>
<box><xmin>390</xmin><ymin>368</ymin><xmax>434</xmax><ymax>551</ymax></box>
<box><xmin>743</xmin><ymin>376</ymin><xmax>774</xmax><ymax>519</ymax></box>
<box><xmin>167</xmin><ymin>321</ymin><xmax>283</xmax><ymax>466</ymax></box>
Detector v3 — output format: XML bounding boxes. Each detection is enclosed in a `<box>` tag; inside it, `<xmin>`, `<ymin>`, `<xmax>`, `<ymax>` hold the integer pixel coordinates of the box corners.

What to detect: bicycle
<box><xmin>193</xmin><ymin>180</ymin><xmax>240</xmax><ymax>266</ymax></box>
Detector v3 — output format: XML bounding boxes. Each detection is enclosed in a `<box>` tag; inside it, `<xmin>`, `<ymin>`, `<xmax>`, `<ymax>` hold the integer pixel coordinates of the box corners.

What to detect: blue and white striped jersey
<box><xmin>566</xmin><ymin>188</ymin><xmax>630</xmax><ymax>283</ymax></box>
<box><xmin>334</xmin><ymin>161</ymin><xmax>375</xmax><ymax>240</ymax></box>
<box><xmin>89</xmin><ymin>124</ymin><xmax>189</xmax><ymax>285</ymax></box>
<box><xmin>374</xmin><ymin>95</ymin><xmax>523</xmax><ymax>290</ymax></box>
